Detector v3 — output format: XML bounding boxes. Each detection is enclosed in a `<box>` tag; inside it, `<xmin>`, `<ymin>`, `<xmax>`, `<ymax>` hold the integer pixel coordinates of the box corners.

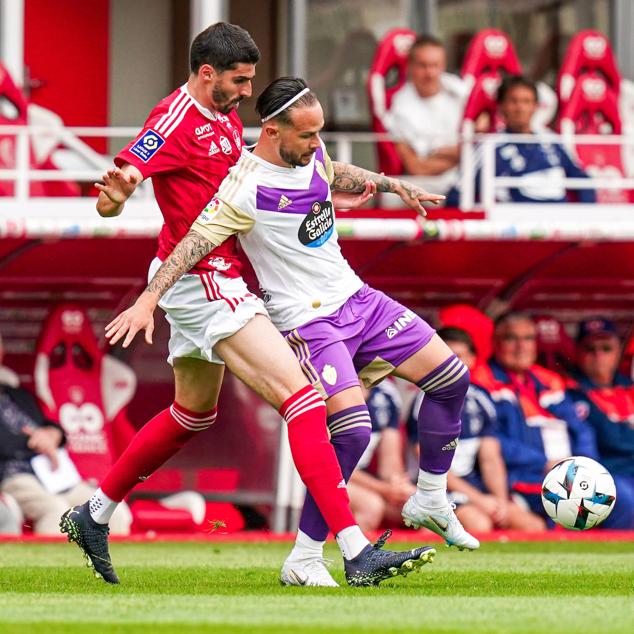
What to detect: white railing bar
<box><xmin>495</xmin><ymin>176</ymin><xmax>634</xmax><ymax>189</ymax></box>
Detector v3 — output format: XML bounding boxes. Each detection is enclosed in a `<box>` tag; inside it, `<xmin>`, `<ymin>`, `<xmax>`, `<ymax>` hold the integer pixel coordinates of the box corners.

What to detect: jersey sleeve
<box><xmin>114</xmin><ymin>113</ymin><xmax>188</xmax><ymax>179</ymax></box>
<box><xmin>192</xmin><ymin>195</ymin><xmax>255</xmax><ymax>247</ymax></box>
<box><xmin>322</xmin><ymin>144</ymin><xmax>335</xmax><ymax>184</ymax></box>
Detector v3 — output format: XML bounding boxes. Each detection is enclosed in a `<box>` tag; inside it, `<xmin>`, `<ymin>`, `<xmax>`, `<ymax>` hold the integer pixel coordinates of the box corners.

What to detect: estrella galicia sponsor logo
<box><xmin>298</xmin><ymin>201</ymin><xmax>334</xmax><ymax>248</ymax></box>
<box><xmin>385</xmin><ymin>309</ymin><xmax>416</xmax><ymax>339</ymax></box>
<box><xmin>129</xmin><ymin>129</ymin><xmax>165</xmax><ymax>163</ymax></box>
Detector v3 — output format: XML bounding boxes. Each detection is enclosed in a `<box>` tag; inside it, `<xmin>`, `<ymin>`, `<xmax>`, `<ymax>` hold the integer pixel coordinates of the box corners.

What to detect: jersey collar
<box><xmin>180</xmin><ymin>84</ymin><xmax>217</xmax><ymax>121</ymax></box>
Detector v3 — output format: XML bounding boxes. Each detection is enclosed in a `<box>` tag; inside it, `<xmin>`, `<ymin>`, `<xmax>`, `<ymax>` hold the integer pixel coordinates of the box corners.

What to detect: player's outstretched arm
<box><xmin>331</xmin><ymin>161</ymin><xmax>445</xmax><ymax>216</ymax></box>
<box><xmin>95</xmin><ymin>164</ymin><xmax>143</xmax><ymax>217</ymax></box>
<box><xmin>105</xmin><ymin>230</ymin><xmax>215</xmax><ymax>348</ymax></box>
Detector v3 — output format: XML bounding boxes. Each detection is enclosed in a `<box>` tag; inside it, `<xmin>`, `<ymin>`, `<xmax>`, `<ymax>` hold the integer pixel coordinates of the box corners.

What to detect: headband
<box><xmin>261</xmin><ymin>87</ymin><xmax>311</xmax><ymax>122</ymax></box>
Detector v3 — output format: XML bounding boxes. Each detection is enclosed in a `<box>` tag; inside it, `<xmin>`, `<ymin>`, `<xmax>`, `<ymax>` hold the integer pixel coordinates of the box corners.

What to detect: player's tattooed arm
<box><xmin>105</xmin><ymin>230</ymin><xmax>214</xmax><ymax>348</ymax></box>
<box><xmin>330</xmin><ymin>161</ymin><xmax>445</xmax><ymax>216</ymax></box>
<box><xmin>145</xmin><ymin>231</ymin><xmax>214</xmax><ymax>298</ymax></box>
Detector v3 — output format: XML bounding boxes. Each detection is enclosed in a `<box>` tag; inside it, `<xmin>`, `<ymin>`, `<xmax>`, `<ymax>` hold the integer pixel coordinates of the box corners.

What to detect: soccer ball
<box><xmin>541</xmin><ymin>456</ymin><xmax>616</xmax><ymax>530</ymax></box>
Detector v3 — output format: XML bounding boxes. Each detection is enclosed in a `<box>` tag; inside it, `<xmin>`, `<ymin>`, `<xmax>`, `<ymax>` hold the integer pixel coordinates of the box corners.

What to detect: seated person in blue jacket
<box><xmin>471</xmin><ymin>312</ymin><xmax>600</xmax><ymax>524</ymax></box>
<box><xmin>347</xmin><ymin>380</ymin><xmax>415</xmax><ymax>532</ymax></box>
<box><xmin>447</xmin><ymin>75</ymin><xmax>596</xmax><ymax>205</ymax></box>
<box><xmin>409</xmin><ymin>327</ymin><xmax>546</xmax><ymax>533</ymax></box>
<box><xmin>566</xmin><ymin>317</ymin><xmax>634</xmax><ymax>529</ymax></box>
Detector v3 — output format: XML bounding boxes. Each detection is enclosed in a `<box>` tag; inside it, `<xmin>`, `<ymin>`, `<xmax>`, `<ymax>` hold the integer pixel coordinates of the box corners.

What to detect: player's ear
<box><xmin>198</xmin><ymin>64</ymin><xmax>215</xmax><ymax>82</ymax></box>
<box><xmin>263</xmin><ymin>122</ymin><xmax>280</xmax><ymax>140</ymax></box>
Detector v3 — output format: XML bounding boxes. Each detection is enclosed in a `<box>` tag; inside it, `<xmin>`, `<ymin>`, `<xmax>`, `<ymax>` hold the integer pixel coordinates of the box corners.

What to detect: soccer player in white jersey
<box><xmin>60</xmin><ymin>27</ymin><xmax>435</xmax><ymax>588</ymax></box>
<box><xmin>106</xmin><ymin>77</ymin><xmax>479</xmax><ymax>587</ymax></box>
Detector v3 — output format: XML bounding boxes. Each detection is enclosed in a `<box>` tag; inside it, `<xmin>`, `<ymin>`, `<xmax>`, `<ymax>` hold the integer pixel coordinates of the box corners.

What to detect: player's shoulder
<box><xmin>217</xmin><ymin>151</ymin><xmax>260</xmax><ymax>204</ymax></box>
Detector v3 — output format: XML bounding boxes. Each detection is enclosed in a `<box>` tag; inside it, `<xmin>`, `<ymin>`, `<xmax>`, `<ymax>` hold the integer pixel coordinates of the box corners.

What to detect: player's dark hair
<box><xmin>497</xmin><ymin>75</ymin><xmax>538</xmax><ymax>104</ymax></box>
<box><xmin>256</xmin><ymin>77</ymin><xmax>319</xmax><ymax>125</ymax></box>
<box><xmin>494</xmin><ymin>311</ymin><xmax>535</xmax><ymax>331</ymax></box>
<box><xmin>437</xmin><ymin>327</ymin><xmax>476</xmax><ymax>355</ymax></box>
<box><xmin>408</xmin><ymin>33</ymin><xmax>445</xmax><ymax>61</ymax></box>
<box><xmin>190</xmin><ymin>22</ymin><xmax>260</xmax><ymax>73</ymax></box>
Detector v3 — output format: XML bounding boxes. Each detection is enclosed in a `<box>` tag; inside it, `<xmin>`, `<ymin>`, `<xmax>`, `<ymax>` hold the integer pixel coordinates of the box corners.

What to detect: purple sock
<box><xmin>298</xmin><ymin>405</ymin><xmax>371</xmax><ymax>541</ymax></box>
<box><xmin>417</xmin><ymin>355</ymin><xmax>469</xmax><ymax>474</ymax></box>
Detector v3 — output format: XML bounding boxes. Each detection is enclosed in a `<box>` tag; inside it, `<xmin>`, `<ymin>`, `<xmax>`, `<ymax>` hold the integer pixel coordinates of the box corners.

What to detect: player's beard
<box><xmin>280</xmin><ymin>144</ymin><xmax>315</xmax><ymax>167</ymax></box>
<box><xmin>212</xmin><ymin>86</ymin><xmax>243</xmax><ymax>114</ymax></box>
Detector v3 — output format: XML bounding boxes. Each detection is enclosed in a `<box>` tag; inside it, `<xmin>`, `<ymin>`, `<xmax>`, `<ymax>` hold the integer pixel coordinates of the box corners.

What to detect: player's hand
<box><xmin>24</xmin><ymin>426</ymin><xmax>63</xmax><ymax>470</ymax></box>
<box><xmin>105</xmin><ymin>297</ymin><xmax>156</xmax><ymax>348</ymax></box>
<box><xmin>332</xmin><ymin>181</ymin><xmax>377</xmax><ymax>210</ymax></box>
<box><xmin>393</xmin><ymin>181</ymin><xmax>445</xmax><ymax>216</ymax></box>
<box><xmin>385</xmin><ymin>474</ymin><xmax>416</xmax><ymax>506</ymax></box>
<box><xmin>95</xmin><ymin>167</ymin><xmax>139</xmax><ymax>205</ymax></box>
<box><xmin>491</xmin><ymin>497</ymin><xmax>510</xmax><ymax>527</ymax></box>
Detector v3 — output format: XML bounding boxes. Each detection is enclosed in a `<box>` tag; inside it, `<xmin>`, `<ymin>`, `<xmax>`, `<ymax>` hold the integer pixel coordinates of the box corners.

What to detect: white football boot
<box><xmin>402</xmin><ymin>495</ymin><xmax>480</xmax><ymax>551</ymax></box>
<box><xmin>280</xmin><ymin>556</ymin><xmax>339</xmax><ymax>587</ymax></box>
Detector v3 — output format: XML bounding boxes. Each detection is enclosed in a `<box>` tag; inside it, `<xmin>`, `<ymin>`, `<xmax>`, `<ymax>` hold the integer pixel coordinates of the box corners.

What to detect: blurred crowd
<box><xmin>347</xmin><ymin>313</ymin><xmax>634</xmax><ymax>533</ymax></box>
<box><xmin>2</xmin><ymin>310</ymin><xmax>633</xmax><ymax>535</ymax></box>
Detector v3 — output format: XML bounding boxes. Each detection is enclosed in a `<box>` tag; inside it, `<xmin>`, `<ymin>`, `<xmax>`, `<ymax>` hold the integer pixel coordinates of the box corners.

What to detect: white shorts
<box><xmin>149</xmin><ymin>258</ymin><xmax>267</xmax><ymax>366</ymax></box>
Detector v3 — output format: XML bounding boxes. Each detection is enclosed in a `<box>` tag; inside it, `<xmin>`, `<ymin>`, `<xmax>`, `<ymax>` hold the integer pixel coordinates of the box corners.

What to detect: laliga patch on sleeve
<box><xmin>129</xmin><ymin>129</ymin><xmax>166</xmax><ymax>163</ymax></box>
<box><xmin>199</xmin><ymin>197</ymin><xmax>222</xmax><ymax>223</ymax></box>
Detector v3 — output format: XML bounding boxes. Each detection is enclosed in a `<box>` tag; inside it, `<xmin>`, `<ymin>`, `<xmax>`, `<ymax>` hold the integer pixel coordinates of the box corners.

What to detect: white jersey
<box><xmin>192</xmin><ymin>143</ymin><xmax>363</xmax><ymax>331</ymax></box>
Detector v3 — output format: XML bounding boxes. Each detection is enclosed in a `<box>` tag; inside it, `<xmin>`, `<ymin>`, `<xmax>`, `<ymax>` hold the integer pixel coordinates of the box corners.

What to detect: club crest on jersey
<box><xmin>232</xmin><ymin>129</ymin><xmax>242</xmax><ymax>149</ymax></box>
<box><xmin>199</xmin><ymin>197</ymin><xmax>222</xmax><ymax>223</ymax></box>
<box><xmin>298</xmin><ymin>201</ymin><xmax>334</xmax><ymax>248</ymax></box>
<box><xmin>129</xmin><ymin>129</ymin><xmax>165</xmax><ymax>163</ymax></box>
<box><xmin>219</xmin><ymin>136</ymin><xmax>232</xmax><ymax>154</ymax></box>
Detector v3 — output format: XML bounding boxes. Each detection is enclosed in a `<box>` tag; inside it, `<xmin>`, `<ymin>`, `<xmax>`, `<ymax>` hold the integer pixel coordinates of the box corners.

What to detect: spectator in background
<box><xmin>471</xmin><ymin>312</ymin><xmax>599</xmax><ymax>523</ymax></box>
<box><xmin>447</xmin><ymin>75</ymin><xmax>596</xmax><ymax>206</ymax></box>
<box><xmin>0</xmin><ymin>375</ymin><xmax>131</xmax><ymax>535</ymax></box>
<box><xmin>386</xmin><ymin>34</ymin><xmax>467</xmax><ymax>176</ymax></box>
<box><xmin>409</xmin><ymin>327</ymin><xmax>546</xmax><ymax>533</ymax></box>
<box><xmin>347</xmin><ymin>380</ymin><xmax>415</xmax><ymax>532</ymax></box>
<box><xmin>567</xmin><ymin>317</ymin><xmax>634</xmax><ymax>528</ymax></box>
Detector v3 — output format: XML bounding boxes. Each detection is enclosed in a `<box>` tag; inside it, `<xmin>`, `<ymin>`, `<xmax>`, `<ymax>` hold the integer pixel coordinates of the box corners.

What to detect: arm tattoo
<box><xmin>331</xmin><ymin>161</ymin><xmax>398</xmax><ymax>194</ymax></box>
<box><xmin>145</xmin><ymin>230</ymin><xmax>214</xmax><ymax>298</ymax></box>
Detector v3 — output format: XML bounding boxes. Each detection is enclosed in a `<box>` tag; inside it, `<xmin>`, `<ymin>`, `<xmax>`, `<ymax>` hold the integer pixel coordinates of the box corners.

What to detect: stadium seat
<box><xmin>460</xmin><ymin>29</ymin><xmax>556</xmax><ymax>134</ymax></box>
<box><xmin>557</xmin><ymin>31</ymin><xmax>621</xmax><ymax>112</ymax></box>
<box><xmin>32</xmin><ymin>303</ymin><xmax>214</xmax><ymax>532</ymax></box>
<box><xmin>0</xmin><ymin>63</ymin><xmax>80</xmax><ymax>197</ymax></box>
<box><xmin>533</xmin><ymin>315</ymin><xmax>576</xmax><ymax>376</ymax></box>
<box><xmin>559</xmin><ymin>74</ymin><xmax>629</xmax><ymax>203</ymax></box>
<box><xmin>367</xmin><ymin>28</ymin><xmax>417</xmax><ymax>175</ymax></box>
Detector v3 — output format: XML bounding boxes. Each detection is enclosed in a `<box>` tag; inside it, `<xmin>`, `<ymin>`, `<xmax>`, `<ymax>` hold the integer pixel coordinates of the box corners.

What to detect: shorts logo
<box><xmin>209</xmin><ymin>141</ymin><xmax>220</xmax><ymax>156</ymax></box>
<box><xmin>298</xmin><ymin>201</ymin><xmax>334</xmax><ymax>248</ymax></box>
<box><xmin>232</xmin><ymin>129</ymin><xmax>242</xmax><ymax>149</ymax></box>
<box><xmin>321</xmin><ymin>364</ymin><xmax>337</xmax><ymax>386</ymax></box>
<box><xmin>385</xmin><ymin>309</ymin><xmax>416</xmax><ymax>339</ymax></box>
<box><xmin>219</xmin><ymin>136</ymin><xmax>232</xmax><ymax>154</ymax></box>
<box><xmin>129</xmin><ymin>129</ymin><xmax>165</xmax><ymax>163</ymax></box>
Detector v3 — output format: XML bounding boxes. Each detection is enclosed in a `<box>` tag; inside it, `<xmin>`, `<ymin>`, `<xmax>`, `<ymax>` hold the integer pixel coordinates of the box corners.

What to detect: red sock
<box><xmin>280</xmin><ymin>385</ymin><xmax>356</xmax><ymax>535</ymax></box>
<box><xmin>100</xmin><ymin>403</ymin><xmax>217</xmax><ymax>501</ymax></box>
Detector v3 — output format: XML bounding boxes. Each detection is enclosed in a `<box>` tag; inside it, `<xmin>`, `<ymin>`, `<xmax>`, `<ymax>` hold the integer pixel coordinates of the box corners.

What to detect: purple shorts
<box><xmin>283</xmin><ymin>285</ymin><xmax>435</xmax><ymax>398</ymax></box>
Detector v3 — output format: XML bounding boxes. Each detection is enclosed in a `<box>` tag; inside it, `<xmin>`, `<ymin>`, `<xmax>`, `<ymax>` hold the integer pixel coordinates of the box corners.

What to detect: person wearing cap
<box><xmin>566</xmin><ymin>317</ymin><xmax>634</xmax><ymax>528</ymax></box>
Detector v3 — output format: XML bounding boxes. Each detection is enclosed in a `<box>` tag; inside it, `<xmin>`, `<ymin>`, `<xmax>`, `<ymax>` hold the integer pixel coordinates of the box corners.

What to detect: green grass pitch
<box><xmin>1</xmin><ymin>540</ymin><xmax>633</xmax><ymax>633</ymax></box>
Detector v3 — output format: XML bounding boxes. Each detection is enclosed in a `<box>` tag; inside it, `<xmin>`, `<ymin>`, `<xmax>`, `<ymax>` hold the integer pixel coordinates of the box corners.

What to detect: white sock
<box><xmin>414</xmin><ymin>469</ymin><xmax>448</xmax><ymax>509</ymax></box>
<box><xmin>335</xmin><ymin>525</ymin><xmax>370</xmax><ymax>560</ymax></box>
<box><xmin>287</xmin><ymin>530</ymin><xmax>325</xmax><ymax>561</ymax></box>
<box><xmin>88</xmin><ymin>488</ymin><xmax>118</xmax><ymax>524</ymax></box>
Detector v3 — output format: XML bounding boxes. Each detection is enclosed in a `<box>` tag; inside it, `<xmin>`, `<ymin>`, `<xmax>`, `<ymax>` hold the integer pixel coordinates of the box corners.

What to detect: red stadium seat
<box><xmin>367</xmin><ymin>28</ymin><xmax>416</xmax><ymax>175</ymax></box>
<box><xmin>559</xmin><ymin>74</ymin><xmax>630</xmax><ymax>203</ymax></box>
<box><xmin>0</xmin><ymin>62</ymin><xmax>80</xmax><ymax>197</ymax></box>
<box><xmin>557</xmin><ymin>31</ymin><xmax>621</xmax><ymax>111</ymax></box>
<box><xmin>533</xmin><ymin>315</ymin><xmax>576</xmax><ymax>376</ymax></box>
<box><xmin>461</xmin><ymin>29</ymin><xmax>522</xmax><ymax>93</ymax></box>
<box><xmin>32</xmin><ymin>304</ymin><xmax>214</xmax><ymax>532</ymax></box>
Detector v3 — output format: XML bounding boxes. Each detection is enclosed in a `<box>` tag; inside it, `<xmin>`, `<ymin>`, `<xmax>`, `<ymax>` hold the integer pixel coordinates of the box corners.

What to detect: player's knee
<box><xmin>423</xmin><ymin>362</ymin><xmax>470</xmax><ymax>403</ymax></box>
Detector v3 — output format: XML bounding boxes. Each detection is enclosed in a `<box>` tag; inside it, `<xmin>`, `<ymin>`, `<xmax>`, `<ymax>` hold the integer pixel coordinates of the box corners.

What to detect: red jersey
<box><xmin>116</xmin><ymin>85</ymin><xmax>244</xmax><ymax>276</ymax></box>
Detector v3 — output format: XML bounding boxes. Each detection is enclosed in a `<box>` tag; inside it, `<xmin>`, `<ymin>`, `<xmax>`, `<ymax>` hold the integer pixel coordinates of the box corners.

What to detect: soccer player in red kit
<box><xmin>60</xmin><ymin>23</ymin><xmax>433</xmax><ymax>588</ymax></box>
